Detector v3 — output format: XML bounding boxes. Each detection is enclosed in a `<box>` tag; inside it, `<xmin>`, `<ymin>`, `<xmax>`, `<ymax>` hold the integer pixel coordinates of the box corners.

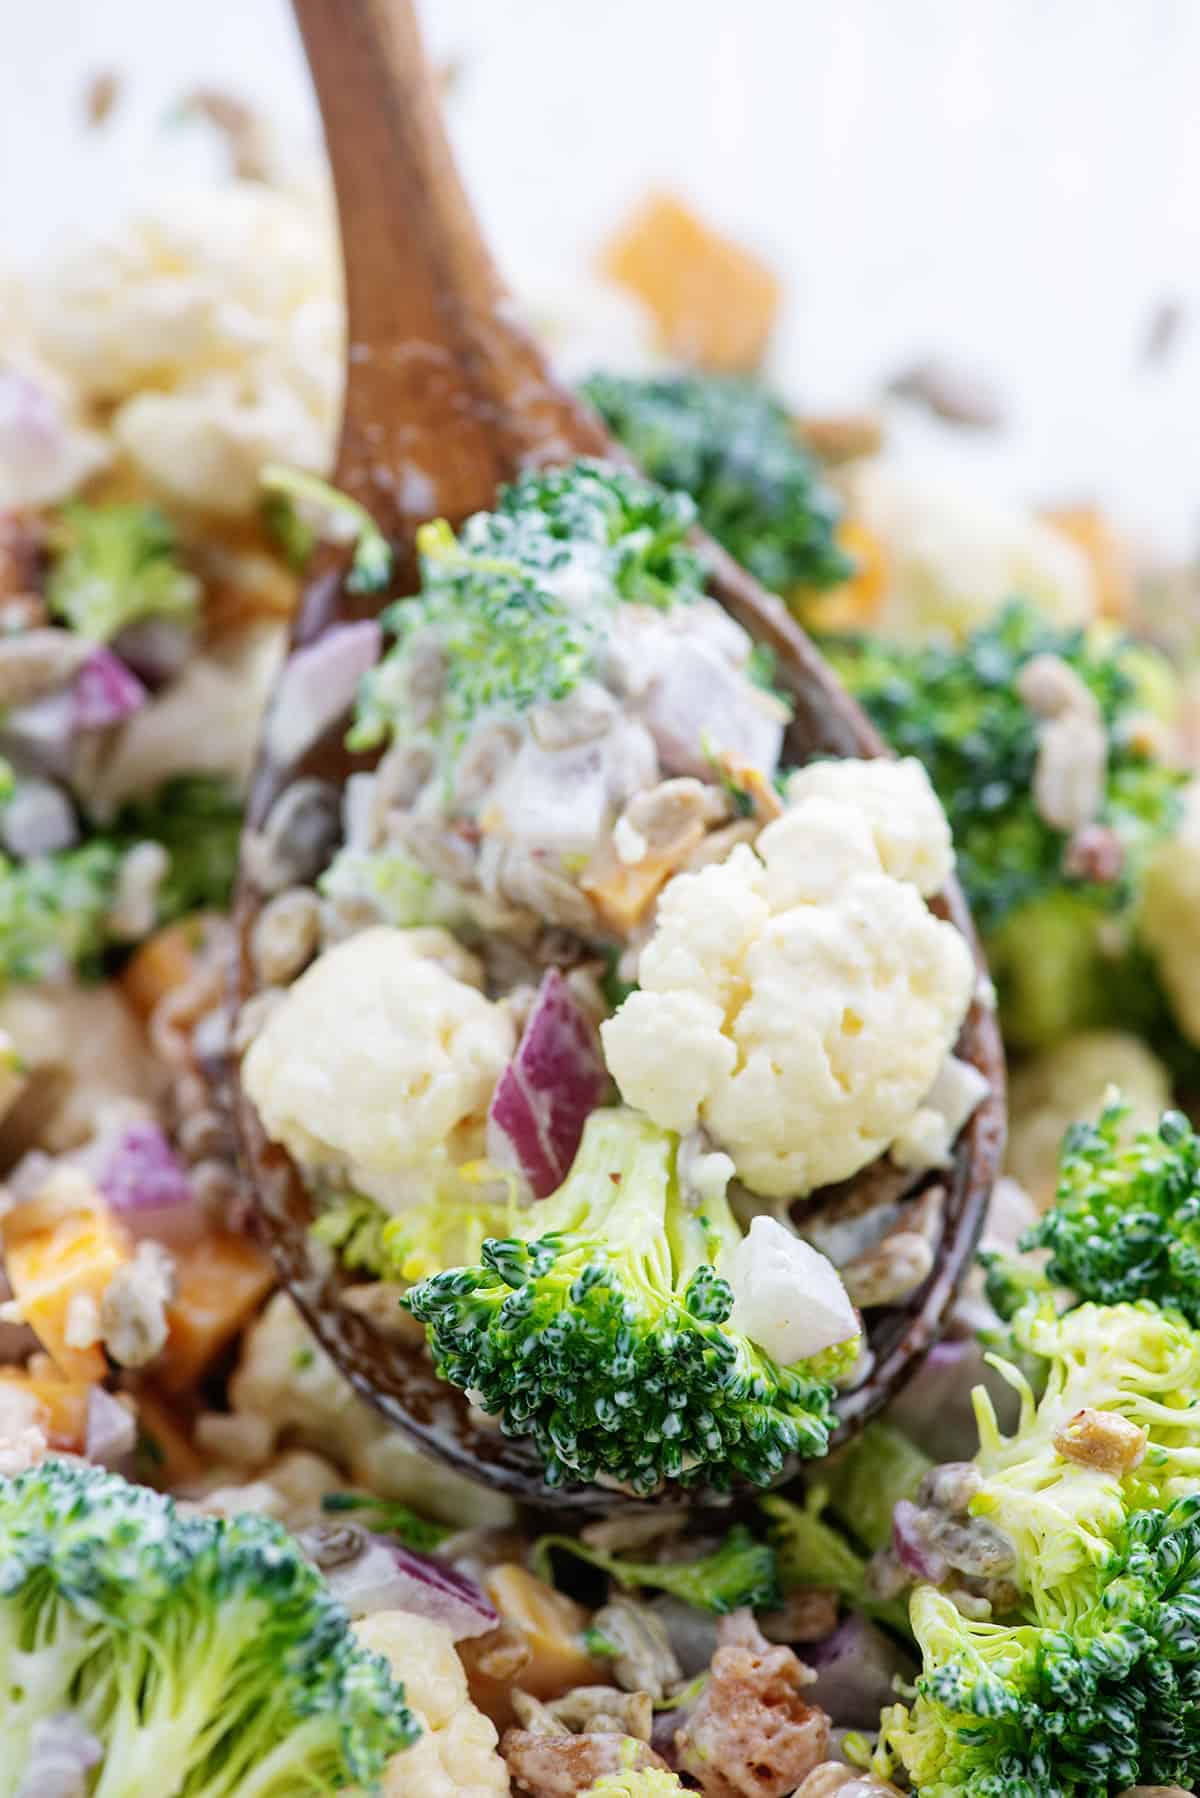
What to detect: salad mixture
<box><xmin>1</xmin><ymin>124</ymin><xmax>1199</xmax><ymax>1798</ymax></box>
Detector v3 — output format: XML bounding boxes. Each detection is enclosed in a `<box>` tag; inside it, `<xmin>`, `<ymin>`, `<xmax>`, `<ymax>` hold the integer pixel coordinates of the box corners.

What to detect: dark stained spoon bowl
<box><xmin>231</xmin><ymin>0</ymin><xmax>1006</xmax><ymax>1511</ymax></box>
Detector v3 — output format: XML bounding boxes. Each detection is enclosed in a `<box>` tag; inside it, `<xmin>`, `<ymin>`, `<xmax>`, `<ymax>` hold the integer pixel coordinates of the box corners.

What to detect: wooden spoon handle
<box><xmin>293</xmin><ymin>0</ymin><xmax>605</xmax><ymax>558</ymax></box>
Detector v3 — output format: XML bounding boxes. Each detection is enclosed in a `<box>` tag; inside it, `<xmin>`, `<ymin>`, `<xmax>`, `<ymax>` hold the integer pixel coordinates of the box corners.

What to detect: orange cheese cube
<box><xmin>601</xmin><ymin>191</ymin><xmax>780</xmax><ymax>373</ymax></box>
<box><xmin>0</xmin><ymin>1369</ymin><xmax>91</xmax><ymax>1451</ymax></box>
<box><xmin>3</xmin><ymin>1204</ymin><xmax>132</xmax><ymax>1383</ymax></box>
<box><xmin>157</xmin><ymin>1231</ymin><xmax>276</xmax><ymax>1395</ymax></box>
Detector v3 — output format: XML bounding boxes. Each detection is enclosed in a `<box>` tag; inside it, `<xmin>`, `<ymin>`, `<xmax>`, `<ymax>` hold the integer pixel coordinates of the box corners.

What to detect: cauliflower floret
<box><xmin>354</xmin><ymin>1613</ymin><xmax>509</xmax><ymax>1798</ymax></box>
<box><xmin>1139</xmin><ymin>778</ymin><xmax>1200</xmax><ymax>1046</ymax></box>
<box><xmin>227</xmin><ymin>1292</ymin><xmax>516</xmax><ymax>1528</ymax></box>
<box><xmin>890</xmin><ymin>1052</ymin><xmax>991</xmax><ymax>1172</ymax></box>
<box><xmin>784</xmin><ymin>757</ymin><xmax>953</xmax><ymax>897</ymax></box>
<box><xmin>602</xmin><ymin>767</ymin><xmax>973</xmax><ymax>1197</ymax></box>
<box><xmin>1006</xmin><ymin>1030</ymin><xmax>1171</xmax><ymax>1206</ymax></box>
<box><xmin>846</xmin><ymin>463</ymin><xmax>1096</xmax><ymax>643</ymax></box>
<box><xmin>0</xmin><ymin>351</ymin><xmax>109</xmax><ymax>508</ymax></box>
<box><xmin>726</xmin><ymin>1216</ymin><xmax>858</xmax><ymax>1364</ymax></box>
<box><xmin>242</xmin><ymin>926</ymin><xmax>515</xmax><ymax>1207</ymax></box>
<box><xmin>31</xmin><ymin>182</ymin><xmax>342</xmax><ymax>516</ymax></box>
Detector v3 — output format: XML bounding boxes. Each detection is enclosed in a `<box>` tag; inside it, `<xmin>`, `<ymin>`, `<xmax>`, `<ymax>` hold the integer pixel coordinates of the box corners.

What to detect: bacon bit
<box><xmin>1062</xmin><ymin>823</ymin><xmax>1125</xmax><ymax>886</ymax></box>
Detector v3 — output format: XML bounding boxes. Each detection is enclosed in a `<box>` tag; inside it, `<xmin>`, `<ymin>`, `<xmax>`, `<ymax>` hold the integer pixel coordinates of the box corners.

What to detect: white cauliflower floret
<box><xmin>31</xmin><ymin>183</ymin><xmax>341</xmax><ymax>516</ymax></box>
<box><xmin>891</xmin><ymin>1053</ymin><xmax>991</xmax><ymax>1171</ymax></box>
<box><xmin>354</xmin><ymin>1613</ymin><xmax>509</xmax><ymax>1798</ymax></box>
<box><xmin>847</xmin><ymin>463</ymin><xmax>1096</xmax><ymax>643</ymax></box>
<box><xmin>0</xmin><ymin>351</ymin><xmax>109</xmax><ymax>508</ymax></box>
<box><xmin>1139</xmin><ymin>778</ymin><xmax>1200</xmax><ymax>1047</ymax></box>
<box><xmin>228</xmin><ymin>1293</ymin><xmax>516</xmax><ymax>1528</ymax></box>
<box><xmin>242</xmin><ymin>926</ymin><xmax>515</xmax><ymax>1207</ymax></box>
<box><xmin>726</xmin><ymin>1216</ymin><xmax>858</xmax><ymax>1364</ymax></box>
<box><xmin>602</xmin><ymin>767</ymin><xmax>973</xmax><ymax>1197</ymax></box>
<box><xmin>784</xmin><ymin>756</ymin><xmax>953</xmax><ymax>897</ymax></box>
<box><xmin>1006</xmin><ymin>1030</ymin><xmax>1171</xmax><ymax>1205</ymax></box>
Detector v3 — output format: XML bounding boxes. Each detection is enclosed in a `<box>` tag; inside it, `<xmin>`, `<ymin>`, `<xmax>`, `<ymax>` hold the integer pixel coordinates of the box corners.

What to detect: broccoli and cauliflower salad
<box><xmin>0</xmin><ymin>134</ymin><xmax>1198</xmax><ymax>1797</ymax></box>
<box><xmin>236</xmin><ymin>450</ymin><xmax>987</xmax><ymax>1498</ymax></box>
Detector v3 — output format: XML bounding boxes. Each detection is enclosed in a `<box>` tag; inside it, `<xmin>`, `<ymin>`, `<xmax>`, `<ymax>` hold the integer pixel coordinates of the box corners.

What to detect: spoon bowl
<box><xmin>232</xmin><ymin>0</ymin><xmax>1006</xmax><ymax>1509</ymax></box>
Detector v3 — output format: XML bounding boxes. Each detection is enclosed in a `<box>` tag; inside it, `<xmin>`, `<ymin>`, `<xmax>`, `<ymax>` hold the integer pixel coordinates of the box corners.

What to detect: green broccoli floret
<box><xmin>877</xmin><ymin>1299</ymin><xmax>1200</xmax><ymax>1797</ymax></box>
<box><xmin>0</xmin><ymin>840</ymin><xmax>123</xmax><ymax>981</ymax></box>
<box><xmin>827</xmin><ymin>601</ymin><xmax>1184</xmax><ymax>943</ymax></box>
<box><xmin>46</xmin><ymin>501</ymin><xmax>201</xmax><ymax>642</ymax></box>
<box><xmin>532</xmin><ymin>1522</ymin><xmax>779</xmax><ymax>1614</ymax></box>
<box><xmin>311</xmin><ymin>1175</ymin><xmax>512</xmax><ymax>1285</ymax></box>
<box><xmin>1022</xmin><ymin>1101</ymin><xmax>1200</xmax><ymax>1324</ymax></box>
<box><xmin>114</xmin><ymin>775</ymin><xmax>243</xmax><ymax>920</ymax></box>
<box><xmin>582</xmin><ymin>371</ymin><xmax>852</xmax><ymax>596</ymax></box>
<box><xmin>403</xmin><ymin>1109</ymin><xmax>853</xmax><ymax>1495</ymax></box>
<box><xmin>0</xmin><ymin>1458</ymin><xmax>419</xmax><ymax>1797</ymax></box>
<box><xmin>349</xmin><ymin>459</ymin><xmax>705</xmax><ymax>765</ymax></box>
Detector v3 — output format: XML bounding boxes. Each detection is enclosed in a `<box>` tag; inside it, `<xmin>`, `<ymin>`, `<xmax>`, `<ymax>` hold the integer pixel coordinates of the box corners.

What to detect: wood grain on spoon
<box><xmin>232</xmin><ymin>0</ymin><xmax>1006</xmax><ymax>1508</ymax></box>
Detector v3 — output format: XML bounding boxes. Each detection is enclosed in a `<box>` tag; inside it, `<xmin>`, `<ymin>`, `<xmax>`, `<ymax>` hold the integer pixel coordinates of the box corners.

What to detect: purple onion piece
<box><xmin>264</xmin><ymin>620</ymin><xmax>382</xmax><ymax>767</ymax></box>
<box><xmin>486</xmin><ymin>967</ymin><xmax>608</xmax><ymax>1198</ymax></box>
<box><xmin>73</xmin><ymin>648</ymin><xmax>148</xmax><ymax>730</ymax></box>
<box><xmin>84</xmin><ymin>1387</ymin><xmax>137</xmax><ymax>1468</ymax></box>
<box><xmin>96</xmin><ymin>1124</ymin><xmax>204</xmax><ymax>1247</ymax></box>
<box><xmin>892</xmin><ymin>1500</ymin><xmax>948</xmax><ymax>1585</ymax></box>
<box><xmin>16</xmin><ymin>1713</ymin><xmax>103</xmax><ymax>1798</ymax></box>
<box><xmin>319</xmin><ymin>1534</ymin><xmax>498</xmax><ymax>1638</ymax></box>
<box><xmin>889</xmin><ymin>1334</ymin><xmax>1019</xmax><ymax>1465</ymax></box>
<box><xmin>806</xmin><ymin>1614</ymin><xmax>916</xmax><ymax>1729</ymax></box>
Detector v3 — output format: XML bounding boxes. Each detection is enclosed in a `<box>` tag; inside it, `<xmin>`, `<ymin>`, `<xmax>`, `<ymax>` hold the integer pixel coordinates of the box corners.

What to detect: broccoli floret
<box><xmin>114</xmin><ymin>775</ymin><xmax>243</xmax><ymax>920</ymax></box>
<box><xmin>878</xmin><ymin>1300</ymin><xmax>1200</xmax><ymax>1796</ymax></box>
<box><xmin>46</xmin><ymin>501</ymin><xmax>201</xmax><ymax>642</ymax></box>
<box><xmin>403</xmin><ymin>1109</ymin><xmax>850</xmax><ymax>1495</ymax></box>
<box><xmin>349</xmin><ymin>459</ymin><xmax>704</xmax><ymax>765</ymax></box>
<box><xmin>0</xmin><ymin>840</ymin><xmax>122</xmax><ymax>982</ymax></box>
<box><xmin>0</xmin><ymin>1458</ymin><xmax>419</xmax><ymax>1797</ymax></box>
<box><xmin>827</xmin><ymin>601</ymin><xmax>1184</xmax><ymax>942</ymax></box>
<box><xmin>532</xmin><ymin>1522</ymin><xmax>779</xmax><ymax>1614</ymax></box>
<box><xmin>884</xmin><ymin>1498</ymin><xmax>1200</xmax><ymax>1798</ymax></box>
<box><xmin>582</xmin><ymin>371</ymin><xmax>852</xmax><ymax>596</ymax></box>
<box><xmin>1023</xmin><ymin>1101</ymin><xmax>1200</xmax><ymax>1324</ymax></box>
<box><xmin>260</xmin><ymin>465</ymin><xmax>393</xmax><ymax>593</ymax></box>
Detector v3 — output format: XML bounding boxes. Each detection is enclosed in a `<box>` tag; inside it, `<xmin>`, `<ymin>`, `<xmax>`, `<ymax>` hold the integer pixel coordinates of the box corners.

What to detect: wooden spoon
<box><xmin>232</xmin><ymin>0</ymin><xmax>1006</xmax><ymax>1510</ymax></box>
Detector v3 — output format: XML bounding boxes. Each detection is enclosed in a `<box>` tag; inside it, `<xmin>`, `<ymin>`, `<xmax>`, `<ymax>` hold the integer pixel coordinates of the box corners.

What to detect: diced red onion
<box><xmin>647</xmin><ymin>1594</ymin><xmax>719</xmax><ymax>1678</ymax></box>
<box><xmin>889</xmin><ymin>1333</ymin><xmax>1019</xmax><ymax>1464</ymax></box>
<box><xmin>84</xmin><ymin>1386</ymin><xmax>137</xmax><ymax>1468</ymax></box>
<box><xmin>15</xmin><ymin>1713</ymin><xmax>103</xmax><ymax>1798</ymax></box>
<box><xmin>892</xmin><ymin>1500</ymin><xmax>948</xmax><ymax>1585</ymax></box>
<box><xmin>264</xmin><ymin>620</ymin><xmax>382</xmax><ymax>767</ymax></box>
<box><xmin>318</xmin><ymin>1533</ymin><xmax>498</xmax><ymax>1638</ymax></box>
<box><xmin>96</xmin><ymin>1123</ymin><xmax>202</xmax><ymax>1246</ymax></box>
<box><xmin>73</xmin><ymin>649</ymin><xmax>148</xmax><ymax>731</ymax></box>
<box><xmin>486</xmin><ymin>968</ymin><xmax>608</xmax><ymax>1199</ymax></box>
<box><xmin>806</xmin><ymin>1615</ymin><xmax>916</xmax><ymax>1728</ymax></box>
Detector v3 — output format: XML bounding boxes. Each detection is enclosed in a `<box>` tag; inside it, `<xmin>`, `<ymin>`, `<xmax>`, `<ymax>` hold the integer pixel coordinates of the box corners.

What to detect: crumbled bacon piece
<box><xmin>501</xmin><ymin>1729</ymin><xmax>668</xmax><ymax>1796</ymax></box>
<box><xmin>673</xmin><ymin>1610</ymin><xmax>831</xmax><ymax>1798</ymax></box>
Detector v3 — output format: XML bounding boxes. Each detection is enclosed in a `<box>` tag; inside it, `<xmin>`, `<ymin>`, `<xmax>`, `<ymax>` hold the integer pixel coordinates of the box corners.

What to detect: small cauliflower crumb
<box><xmin>726</xmin><ymin>1216</ymin><xmax>858</xmax><ymax>1365</ymax></box>
<box><xmin>0</xmin><ymin>1380</ymin><xmax>47</xmax><ymax>1477</ymax></box>
<box><xmin>99</xmin><ymin>1238</ymin><xmax>176</xmax><ymax>1368</ymax></box>
<box><xmin>602</xmin><ymin>764</ymin><xmax>973</xmax><ymax>1197</ymax></box>
<box><xmin>242</xmin><ymin>926</ymin><xmax>515</xmax><ymax>1207</ymax></box>
<box><xmin>354</xmin><ymin>1612</ymin><xmax>509</xmax><ymax>1798</ymax></box>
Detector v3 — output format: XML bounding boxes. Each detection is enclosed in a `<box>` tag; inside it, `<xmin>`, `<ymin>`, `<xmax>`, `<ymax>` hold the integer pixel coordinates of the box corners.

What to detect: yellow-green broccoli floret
<box><xmin>46</xmin><ymin>501</ymin><xmax>200</xmax><ymax>642</ymax></box>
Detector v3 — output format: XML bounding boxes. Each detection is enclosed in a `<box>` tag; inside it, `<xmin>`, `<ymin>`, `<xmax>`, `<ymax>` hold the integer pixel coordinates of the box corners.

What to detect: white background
<box><xmin>3</xmin><ymin>0</ymin><xmax>1199</xmax><ymax>559</ymax></box>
